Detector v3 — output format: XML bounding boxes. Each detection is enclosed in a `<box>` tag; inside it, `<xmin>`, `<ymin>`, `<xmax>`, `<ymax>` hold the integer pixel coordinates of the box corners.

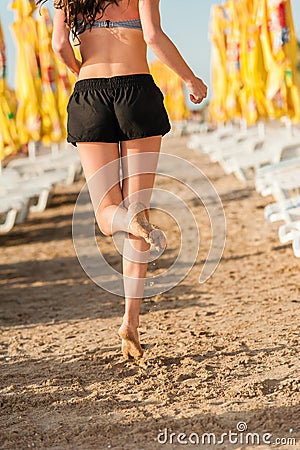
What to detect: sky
<box><xmin>1</xmin><ymin>0</ymin><xmax>300</xmax><ymax>102</ymax></box>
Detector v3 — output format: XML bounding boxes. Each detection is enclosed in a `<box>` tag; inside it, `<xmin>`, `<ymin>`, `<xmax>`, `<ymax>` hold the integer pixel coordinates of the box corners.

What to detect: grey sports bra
<box><xmin>77</xmin><ymin>18</ymin><xmax>142</xmax><ymax>33</ymax></box>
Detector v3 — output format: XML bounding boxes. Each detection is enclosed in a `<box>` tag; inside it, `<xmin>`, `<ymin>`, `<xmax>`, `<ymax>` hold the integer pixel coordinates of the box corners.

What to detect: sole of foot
<box><xmin>118</xmin><ymin>325</ymin><xmax>144</xmax><ymax>360</ymax></box>
<box><xmin>145</xmin><ymin>227</ymin><xmax>167</xmax><ymax>252</ymax></box>
<box><xmin>127</xmin><ymin>202</ymin><xmax>167</xmax><ymax>252</ymax></box>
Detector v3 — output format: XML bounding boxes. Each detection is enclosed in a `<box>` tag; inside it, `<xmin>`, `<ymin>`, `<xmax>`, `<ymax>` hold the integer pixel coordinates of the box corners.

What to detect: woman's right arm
<box><xmin>139</xmin><ymin>0</ymin><xmax>208</xmax><ymax>104</ymax></box>
<box><xmin>52</xmin><ymin>7</ymin><xmax>81</xmax><ymax>77</ymax></box>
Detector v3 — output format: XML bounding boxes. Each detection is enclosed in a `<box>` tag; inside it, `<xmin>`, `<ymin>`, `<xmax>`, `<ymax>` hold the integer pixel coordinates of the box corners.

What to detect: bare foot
<box><xmin>127</xmin><ymin>202</ymin><xmax>167</xmax><ymax>252</ymax></box>
<box><xmin>118</xmin><ymin>324</ymin><xmax>144</xmax><ymax>360</ymax></box>
<box><xmin>147</xmin><ymin>226</ymin><xmax>167</xmax><ymax>252</ymax></box>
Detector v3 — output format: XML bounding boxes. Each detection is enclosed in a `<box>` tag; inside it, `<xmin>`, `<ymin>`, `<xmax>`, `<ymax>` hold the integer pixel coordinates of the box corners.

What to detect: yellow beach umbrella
<box><xmin>36</xmin><ymin>7</ymin><xmax>63</xmax><ymax>144</ymax></box>
<box><xmin>0</xmin><ymin>18</ymin><xmax>5</xmax><ymax>96</ymax></box>
<box><xmin>209</xmin><ymin>5</ymin><xmax>229</xmax><ymax>122</ymax></box>
<box><xmin>11</xmin><ymin>0</ymin><xmax>42</xmax><ymax>144</ymax></box>
<box><xmin>55</xmin><ymin>58</ymin><xmax>74</xmax><ymax>141</ymax></box>
<box><xmin>257</xmin><ymin>0</ymin><xmax>288</xmax><ymax>119</ymax></box>
<box><xmin>38</xmin><ymin>8</ymin><xmax>79</xmax><ymax>143</ymax></box>
<box><xmin>238</xmin><ymin>0</ymin><xmax>268</xmax><ymax>124</ymax></box>
<box><xmin>0</xmin><ymin>17</ymin><xmax>20</xmax><ymax>160</ymax></box>
<box><xmin>281</xmin><ymin>0</ymin><xmax>300</xmax><ymax>121</ymax></box>
<box><xmin>209</xmin><ymin>0</ymin><xmax>300</xmax><ymax>125</ymax></box>
<box><xmin>150</xmin><ymin>60</ymin><xmax>190</xmax><ymax>121</ymax></box>
<box><xmin>257</xmin><ymin>0</ymin><xmax>300</xmax><ymax>121</ymax></box>
<box><xmin>54</xmin><ymin>20</ymin><xmax>80</xmax><ymax>141</ymax></box>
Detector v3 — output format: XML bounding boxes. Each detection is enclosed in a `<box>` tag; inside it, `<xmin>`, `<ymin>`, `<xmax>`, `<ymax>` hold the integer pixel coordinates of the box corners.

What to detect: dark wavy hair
<box><xmin>36</xmin><ymin>0</ymin><xmax>122</xmax><ymax>39</ymax></box>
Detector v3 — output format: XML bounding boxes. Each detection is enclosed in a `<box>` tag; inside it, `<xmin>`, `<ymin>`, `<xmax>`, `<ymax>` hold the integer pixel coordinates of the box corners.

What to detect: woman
<box><xmin>39</xmin><ymin>0</ymin><xmax>207</xmax><ymax>360</ymax></box>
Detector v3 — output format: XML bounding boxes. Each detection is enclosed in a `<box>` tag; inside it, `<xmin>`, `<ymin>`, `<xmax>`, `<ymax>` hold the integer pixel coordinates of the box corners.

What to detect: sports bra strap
<box><xmin>77</xmin><ymin>18</ymin><xmax>142</xmax><ymax>33</ymax></box>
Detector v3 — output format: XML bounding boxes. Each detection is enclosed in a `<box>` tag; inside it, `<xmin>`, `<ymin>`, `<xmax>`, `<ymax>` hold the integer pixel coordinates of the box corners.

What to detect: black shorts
<box><xmin>67</xmin><ymin>74</ymin><xmax>171</xmax><ymax>146</ymax></box>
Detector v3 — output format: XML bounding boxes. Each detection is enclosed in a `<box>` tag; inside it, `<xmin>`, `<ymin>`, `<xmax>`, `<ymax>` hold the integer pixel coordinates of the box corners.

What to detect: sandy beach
<box><xmin>0</xmin><ymin>135</ymin><xmax>299</xmax><ymax>450</ymax></box>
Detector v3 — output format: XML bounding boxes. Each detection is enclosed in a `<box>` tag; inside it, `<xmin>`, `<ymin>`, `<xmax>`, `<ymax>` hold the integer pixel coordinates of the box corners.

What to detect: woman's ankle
<box><xmin>121</xmin><ymin>314</ymin><xmax>139</xmax><ymax>329</ymax></box>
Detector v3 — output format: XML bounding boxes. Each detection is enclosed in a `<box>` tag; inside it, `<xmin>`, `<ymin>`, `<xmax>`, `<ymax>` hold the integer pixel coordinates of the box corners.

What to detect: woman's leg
<box><xmin>118</xmin><ymin>136</ymin><xmax>165</xmax><ymax>359</ymax></box>
<box><xmin>77</xmin><ymin>140</ymin><xmax>165</xmax><ymax>359</ymax></box>
<box><xmin>77</xmin><ymin>142</ymin><xmax>166</xmax><ymax>242</ymax></box>
<box><xmin>77</xmin><ymin>142</ymin><xmax>126</xmax><ymax>236</ymax></box>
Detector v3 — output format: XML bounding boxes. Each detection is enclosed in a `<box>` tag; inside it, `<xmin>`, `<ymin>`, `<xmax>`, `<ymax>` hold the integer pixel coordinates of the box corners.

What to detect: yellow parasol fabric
<box><xmin>36</xmin><ymin>7</ymin><xmax>64</xmax><ymax>144</ymax></box>
<box><xmin>0</xmin><ymin>19</ymin><xmax>6</xmax><ymax>96</ymax></box>
<box><xmin>209</xmin><ymin>0</ymin><xmax>300</xmax><ymax>125</ymax></box>
<box><xmin>238</xmin><ymin>0</ymin><xmax>268</xmax><ymax>124</ymax></box>
<box><xmin>0</xmin><ymin>17</ymin><xmax>20</xmax><ymax>160</ymax></box>
<box><xmin>257</xmin><ymin>0</ymin><xmax>300</xmax><ymax>121</ymax></box>
<box><xmin>150</xmin><ymin>60</ymin><xmax>190</xmax><ymax>122</ymax></box>
<box><xmin>223</xmin><ymin>0</ymin><xmax>243</xmax><ymax>120</ymax></box>
<box><xmin>11</xmin><ymin>0</ymin><xmax>42</xmax><ymax>144</ymax></box>
<box><xmin>10</xmin><ymin>1</ymin><xmax>77</xmax><ymax>146</ymax></box>
<box><xmin>55</xmin><ymin>26</ymin><xmax>80</xmax><ymax>139</ymax></box>
<box><xmin>280</xmin><ymin>0</ymin><xmax>300</xmax><ymax>121</ymax></box>
<box><xmin>209</xmin><ymin>5</ymin><xmax>229</xmax><ymax>122</ymax></box>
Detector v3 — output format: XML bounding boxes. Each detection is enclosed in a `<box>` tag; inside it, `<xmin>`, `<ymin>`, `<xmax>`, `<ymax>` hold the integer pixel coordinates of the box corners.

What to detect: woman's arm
<box><xmin>139</xmin><ymin>0</ymin><xmax>207</xmax><ymax>104</ymax></box>
<box><xmin>52</xmin><ymin>7</ymin><xmax>81</xmax><ymax>77</ymax></box>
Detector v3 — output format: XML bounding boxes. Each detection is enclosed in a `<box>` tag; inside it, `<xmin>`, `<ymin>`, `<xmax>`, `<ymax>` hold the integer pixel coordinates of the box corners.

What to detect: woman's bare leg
<box><xmin>77</xmin><ymin>142</ymin><xmax>125</xmax><ymax>235</ymax></box>
<box><xmin>118</xmin><ymin>136</ymin><xmax>164</xmax><ymax>359</ymax></box>
<box><xmin>77</xmin><ymin>139</ymin><xmax>165</xmax><ymax>359</ymax></box>
<box><xmin>77</xmin><ymin>142</ymin><xmax>165</xmax><ymax>244</ymax></box>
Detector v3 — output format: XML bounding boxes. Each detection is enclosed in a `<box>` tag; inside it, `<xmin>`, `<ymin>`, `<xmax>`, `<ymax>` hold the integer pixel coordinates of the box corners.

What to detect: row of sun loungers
<box><xmin>0</xmin><ymin>143</ymin><xmax>82</xmax><ymax>234</ymax></box>
<box><xmin>188</xmin><ymin>121</ymin><xmax>300</xmax><ymax>257</ymax></box>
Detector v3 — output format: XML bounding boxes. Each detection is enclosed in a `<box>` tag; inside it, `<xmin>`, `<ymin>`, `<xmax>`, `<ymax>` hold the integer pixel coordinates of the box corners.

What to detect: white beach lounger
<box><xmin>264</xmin><ymin>195</ymin><xmax>300</xmax><ymax>223</ymax></box>
<box><xmin>279</xmin><ymin>221</ymin><xmax>300</xmax><ymax>257</ymax></box>
<box><xmin>262</xmin><ymin>167</ymin><xmax>300</xmax><ymax>202</ymax></box>
<box><xmin>7</xmin><ymin>150</ymin><xmax>82</xmax><ymax>186</ymax></box>
<box><xmin>0</xmin><ymin>208</ymin><xmax>18</xmax><ymax>233</ymax></box>
<box><xmin>0</xmin><ymin>168</ymin><xmax>68</xmax><ymax>215</ymax></box>
<box><xmin>187</xmin><ymin>124</ymin><xmax>238</xmax><ymax>153</ymax></box>
<box><xmin>255</xmin><ymin>156</ymin><xmax>300</xmax><ymax>196</ymax></box>
<box><xmin>0</xmin><ymin>195</ymin><xmax>29</xmax><ymax>233</ymax></box>
<box><xmin>210</xmin><ymin>132</ymin><xmax>265</xmax><ymax>164</ymax></box>
<box><xmin>223</xmin><ymin>137</ymin><xmax>300</xmax><ymax>183</ymax></box>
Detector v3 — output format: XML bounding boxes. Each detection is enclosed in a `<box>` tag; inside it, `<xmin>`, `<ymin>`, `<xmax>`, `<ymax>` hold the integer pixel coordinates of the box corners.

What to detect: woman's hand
<box><xmin>186</xmin><ymin>77</ymin><xmax>208</xmax><ymax>104</ymax></box>
<box><xmin>139</xmin><ymin>1</ymin><xmax>208</xmax><ymax>104</ymax></box>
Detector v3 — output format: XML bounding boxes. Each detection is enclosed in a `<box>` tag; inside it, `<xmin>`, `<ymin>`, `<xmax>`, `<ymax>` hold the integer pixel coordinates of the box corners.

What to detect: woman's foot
<box><xmin>127</xmin><ymin>202</ymin><xmax>167</xmax><ymax>252</ymax></box>
<box><xmin>118</xmin><ymin>323</ymin><xmax>144</xmax><ymax>360</ymax></box>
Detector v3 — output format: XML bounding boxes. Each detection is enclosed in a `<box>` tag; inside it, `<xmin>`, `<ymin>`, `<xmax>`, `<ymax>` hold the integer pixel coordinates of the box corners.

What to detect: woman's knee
<box><xmin>95</xmin><ymin>204</ymin><xmax>116</xmax><ymax>236</ymax></box>
<box><xmin>96</xmin><ymin>217</ymin><xmax>112</xmax><ymax>237</ymax></box>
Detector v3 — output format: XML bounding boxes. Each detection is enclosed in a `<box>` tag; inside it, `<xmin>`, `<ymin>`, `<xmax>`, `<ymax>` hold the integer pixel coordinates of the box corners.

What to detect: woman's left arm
<box><xmin>52</xmin><ymin>8</ymin><xmax>81</xmax><ymax>77</ymax></box>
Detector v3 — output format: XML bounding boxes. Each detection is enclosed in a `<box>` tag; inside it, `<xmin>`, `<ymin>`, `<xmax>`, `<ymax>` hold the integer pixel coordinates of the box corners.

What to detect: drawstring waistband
<box><xmin>74</xmin><ymin>74</ymin><xmax>154</xmax><ymax>91</ymax></box>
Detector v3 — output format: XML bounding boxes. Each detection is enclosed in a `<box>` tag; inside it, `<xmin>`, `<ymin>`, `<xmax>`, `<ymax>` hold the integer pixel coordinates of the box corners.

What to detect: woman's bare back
<box><xmin>77</xmin><ymin>0</ymin><xmax>150</xmax><ymax>79</ymax></box>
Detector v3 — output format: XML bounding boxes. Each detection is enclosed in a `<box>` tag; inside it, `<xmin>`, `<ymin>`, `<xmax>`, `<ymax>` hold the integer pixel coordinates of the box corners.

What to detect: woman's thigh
<box><xmin>77</xmin><ymin>142</ymin><xmax>123</xmax><ymax>213</ymax></box>
<box><xmin>120</xmin><ymin>136</ymin><xmax>162</xmax><ymax>210</ymax></box>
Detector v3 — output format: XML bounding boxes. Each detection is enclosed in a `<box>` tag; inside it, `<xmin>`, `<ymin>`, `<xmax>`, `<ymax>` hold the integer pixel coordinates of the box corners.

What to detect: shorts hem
<box><xmin>67</xmin><ymin>127</ymin><xmax>171</xmax><ymax>147</ymax></box>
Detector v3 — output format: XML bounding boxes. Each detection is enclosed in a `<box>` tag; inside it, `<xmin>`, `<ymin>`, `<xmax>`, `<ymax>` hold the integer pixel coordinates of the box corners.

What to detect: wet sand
<box><xmin>0</xmin><ymin>136</ymin><xmax>299</xmax><ymax>449</ymax></box>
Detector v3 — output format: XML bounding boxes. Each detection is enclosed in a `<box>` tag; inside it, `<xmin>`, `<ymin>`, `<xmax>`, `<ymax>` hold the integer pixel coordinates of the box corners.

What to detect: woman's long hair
<box><xmin>36</xmin><ymin>0</ymin><xmax>121</xmax><ymax>39</ymax></box>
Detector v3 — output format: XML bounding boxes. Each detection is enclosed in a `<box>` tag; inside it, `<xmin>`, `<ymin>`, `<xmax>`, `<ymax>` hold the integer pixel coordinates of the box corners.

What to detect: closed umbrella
<box><xmin>0</xmin><ymin>17</ymin><xmax>19</xmax><ymax>161</ymax></box>
<box><xmin>258</xmin><ymin>0</ymin><xmax>300</xmax><ymax>121</ymax></box>
<box><xmin>55</xmin><ymin>57</ymin><xmax>74</xmax><ymax>142</ymax></box>
<box><xmin>36</xmin><ymin>6</ymin><xmax>63</xmax><ymax>144</ymax></box>
<box><xmin>209</xmin><ymin>0</ymin><xmax>300</xmax><ymax>125</ymax></box>
<box><xmin>238</xmin><ymin>0</ymin><xmax>268</xmax><ymax>124</ymax></box>
<box><xmin>209</xmin><ymin>5</ymin><xmax>229</xmax><ymax>123</ymax></box>
<box><xmin>10</xmin><ymin>0</ymin><xmax>42</xmax><ymax>144</ymax></box>
<box><xmin>281</xmin><ymin>0</ymin><xmax>300</xmax><ymax>121</ymax></box>
<box><xmin>150</xmin><ymin>60</ymin><xmax>190</xmax><ymax>122</ymax></box>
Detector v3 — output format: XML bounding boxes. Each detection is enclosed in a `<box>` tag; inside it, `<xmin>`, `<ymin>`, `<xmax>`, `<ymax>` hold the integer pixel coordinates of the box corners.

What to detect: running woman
<box><xmin>37</xmin><ymin>0</ymin><xmax>208</xmax><ymax>359</ymax></box>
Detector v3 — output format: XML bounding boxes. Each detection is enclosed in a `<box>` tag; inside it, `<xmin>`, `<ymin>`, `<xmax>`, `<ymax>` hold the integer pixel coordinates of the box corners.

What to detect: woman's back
<box><xmin>77</xmin><ymin>0</ymin><xmax>150</xmax><ymax>80</ymax></box>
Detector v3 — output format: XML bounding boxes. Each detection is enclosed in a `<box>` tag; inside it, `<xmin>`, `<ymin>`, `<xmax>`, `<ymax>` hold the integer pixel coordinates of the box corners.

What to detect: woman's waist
<box><xmin>73</xmin><ymin>73</ymin><xmax>157</xmax><ymax>92</ymax></box>
<box><xmin>78</xmin><ymin>61</ymin><xmax>150</xmax><ymax>80</ymax></box>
